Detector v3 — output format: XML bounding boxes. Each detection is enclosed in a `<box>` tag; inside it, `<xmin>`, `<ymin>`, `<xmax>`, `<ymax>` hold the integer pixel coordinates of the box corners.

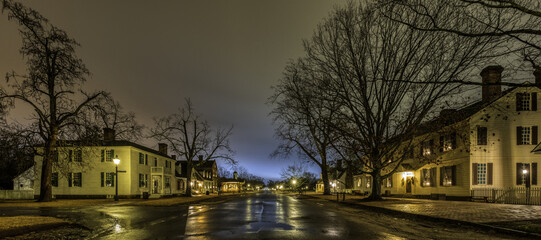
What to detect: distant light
<box><xmin>523</xmin><ymin>169</ymin><xmax>528</xmax><ymax>174</ymax></box>
<box><xmin>292</xmin><ymin>179</ymin><xmax>296</xmax><ymax>185</ymax></box>
<box><xmin>113</xmin><ymin>156</ymin><xmax>120</xmax><ymax>165</ymax></box>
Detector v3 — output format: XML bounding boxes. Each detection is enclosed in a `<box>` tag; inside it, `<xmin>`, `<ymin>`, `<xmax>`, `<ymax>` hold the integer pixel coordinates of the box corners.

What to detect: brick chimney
<box><xmin>158</xmin><ymin>143</ymin><xmax>168</xmax><ymax>155</ymax></box>
<box><xmin>103</xmin><ymin>128</ymin><xmax>115</xmax><ymax>141</ymax></box>
<box><xmin>480</xmin><ymin>65</ymin><xmax>503</xmax><ymax>102</ymax></box>
<box><xmin>534</xmin><ymin>68</ymin><xmax>541</xmax><ymax>86</ymax></box>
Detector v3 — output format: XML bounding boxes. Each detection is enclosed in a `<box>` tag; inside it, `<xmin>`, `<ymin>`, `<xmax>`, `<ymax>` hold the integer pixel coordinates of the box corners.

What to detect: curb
<box><xmin>302</xmin><ymin>195</ymin><xmax>541</xmax><ymax>239</ymax></box>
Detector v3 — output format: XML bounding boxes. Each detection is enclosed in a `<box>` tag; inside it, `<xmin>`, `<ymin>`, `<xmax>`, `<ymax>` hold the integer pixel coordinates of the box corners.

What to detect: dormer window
<box><xmin>439</xmin><ymin>133</ymin><xmax>456</xmax><ymax>152</ymax></box>
<box><xmin>516</xmin><ymin>92</ymin><xmax>537</xmax><ymax>111</ymax></box>
<box><xmin>422</xmin><ymin>140</ymin><xmax>434</xmax><ymax>156</ymax></box>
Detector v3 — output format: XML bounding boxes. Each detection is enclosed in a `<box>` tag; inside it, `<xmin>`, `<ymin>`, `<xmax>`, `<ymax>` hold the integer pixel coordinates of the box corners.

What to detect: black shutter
<box><xmin>430</xmin><ymin>168</ymin><xmax>437</xmax><ymax>187</ymax></box>
<box><xmin>487</xmin><ymin>163</ymin><xmax>493</xmax><ymax>185</ymax></box>
<box><xmin>533</xmin><ymin>163</ymin><xmax>538</xmax><ymax>185</ymax></box>
<box><xmin>451</xmin><ymin>133</ymin><xmax>457</xmax><ymax>149</ymax></box>
<box><xmin>79</xmin><ymin>173</ymin><xmax>82</xmax><ymax>187</ymax></box>
<box><xmin>533</xmin><ymin>126</ymin><xmax>538</xmax><ymax>145</ymax></box>
<box><xmin>101</xmin><ymin>172</ymin><xmax>104</xmax><ymax>187</ymax></box>
<box><xmin>517</xmin><ymin>127</ymin><xmax>523</xmax><ymax>145</ymax></box>
<box><xmin>517</xmin><ymin>163</ymin><xmax>522</xmax><ymax>185</ymax></box>
<box><xmin>532</xmin><ymin>92</ymin><xmax>538</xmax><ymax>111</ymax></box>
<box><xmin>68</xmin><ymin>173</ymin><xmax>72</xmax><ymax>187</ymax></box>
<box><xmin>517</xmin><ymin>93</ymin><xmax>522</xmax><ymax>111</ymax></box>
<box><xmin>451</xmin><ymin>165</ymin><xmax>457</xmax><ymax>186</ymax></box>
<box><xmin>439</xmin><ymin>136</ymin><xmax>444</xmax><ymax>152</ymax></box>
<box><xmin>472</xmin><ymin>163</ymin><xmax>478</xmax><ymax>185</ymax></box>
<box><xmin>111</xmin><ymin>150</ymin><xmax>115</xmax><ymax>161</ymax></box>
<box><xmin>69</xmin><ymin>150</ymin><xmax>73</xmax><ymax>162</ymax></box>
<box><xmin>429</xmin><ymin>139</ymin><xmax>434</xmax><ymax>154</ymax></box>
<box><xmin>111</xmin><ymin>172</ymin><xmax>115</xmax><ymax>187</ymax></box>
<box><xmin>101</xmin><ymin>150</ymin><xmax>104</xmax><ymax>162</ymax></box>
<box><xmin>440</xmin><ymin>167</ymin><xmax>444</xmax><ymax>186</ymax></box>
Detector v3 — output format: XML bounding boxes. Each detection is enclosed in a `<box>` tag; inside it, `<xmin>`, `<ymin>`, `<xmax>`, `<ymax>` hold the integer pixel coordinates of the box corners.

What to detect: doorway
<box><xmin>406</xmin><ymin>177</ymin><xmax>412</xmax><ymax>193</ymax></box>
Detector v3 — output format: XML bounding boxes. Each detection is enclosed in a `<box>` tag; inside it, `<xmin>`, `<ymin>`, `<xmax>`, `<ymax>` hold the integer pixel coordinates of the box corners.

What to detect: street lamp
<box><xmin>113</xmin><ymin>156</ymin><xmax>120</xmax><ymax>201</ymax></box>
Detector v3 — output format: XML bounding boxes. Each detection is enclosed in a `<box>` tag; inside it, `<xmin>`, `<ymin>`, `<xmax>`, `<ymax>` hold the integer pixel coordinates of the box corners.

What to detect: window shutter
<box><xmin>429</xmin><ymin>139</ymin><xmax>434</xmax><ymax>154</ymax></box>
<box><xmin>111</xmin><ymin>172</ymin><xmax>115</xmax><ymax>187</ymax></box>
<box><xmin>487</xmin><ymin>163</ymin><xmax>493</xmax><ymax>185</ymax></box>
<box><xmin>517</xmin><ymin>163</ymin><xmax>522</xmax><ymax>185</ymax></box>
<box><xmin>440</xmin><ymin>167</ymin><xmax>444</xmax><ymax>186</ymax></box>
<box><xmin>533</xmin><ymin>163</ymin><xmax>538</xmax><ymax>185</ymax></box>
<box><xmin>69</xmin><ymin>150</ymin><xmax>73</xmax><ymax>162</ymax></box>
<box><xmin>101</xmin><ymin>172</ymin><xmax>104</xmax><ymax>187</ymax></box>
<box><xmin>68</xmin><ymin>173</ymin><xmax>72</xmax><ymax>187</ymax></box>
<box><xmin>430</xmin><ymin>168</ymin><xmax>437</xmax><ymax>187</ymax></box>
<box><xmin>439</xmin><ymin>136</ymin><xmax>444</xmax><ymax>152</ymax></box>
<box><xmin>516</xmin><ymin>93</ymin><xmax>522</xmax><ymax>111</ymax></box>
<box><xmin>80</xmin><ymin>173</ymin><xmax>82</xmax><ymax>187</ymax></box>
<box><xmin>101</xmin><ymin>150</ymin><xmax>104</xmax><ymax>162</ymax></box>
<box><xmin>533</xmin><ymin>126</ymin><xmax>538</xmax><ymax>145</ymax></box>
<box><xmin>451</xmin><ymin>133</ymin><xmax>457</xmax><ymax>149</ymax></box>
<box><xmin>517</xmin><ymin>127</ymin><xmax>523</xmax><ymax>145</ymax></box>
<box><xmin>472</xmin><ymin>163</ymin><xmax>478</xmax><ymax>185</ymax></box>
<box><xmin>532</xmin><ymin>92</ymin><xmax>538</xmax><ymax>111</ymax></box>
<box><xmin>111</xmin><ymin>150</ymin><xmax>115</xmax><ymax>160</ymax></box>
<box><xmin>145</xmin><ymin>154</ymin><xmax>148</xmax><ymax>165</ymax></box>
<box><xmin>451</xmin><ymin>165</ymin><xmax>457</xmax><ymax>186</ymax></box>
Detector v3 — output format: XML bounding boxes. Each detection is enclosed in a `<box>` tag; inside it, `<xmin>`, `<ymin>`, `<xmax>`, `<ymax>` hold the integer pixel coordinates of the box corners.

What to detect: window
<box><xmin>366</xmin><ymin>176</ymin><xmax>371</xmax><ymax>188</ymax></box>
<box><xmin>422</xmin><ymin>140</ymin><xmax>434</xmax><ymax>156</ymax></box>
<box><xmin>101</xmin><ymin>172</ymin><xmax>114</xmax><ymax>187</ymax></box>
<box><xmin>517</xmin><ymin>126</ymin><xmax>538</xmax><ymax>145</ymax></box>
<box><xmin>440</xmin><ymin>166</ymin><xmax>456</xmax><ymax>186</ymax></box>
<box><xmin>74</xmin><ymin>149</ymin><xmax>82</xmax><ymax>162</ymax></box>
<box><xmin>101</xmin><ymin>149</ymin><xmax>114</xmax><ymax>162</ymax></box>
<box><xmin>516</xmin><ymin>92</ymin><xmax>537</xmax><ymax>111</ymax></box>
<box><xmin>477</xmin><ymin>164</ymin><xmax>486</xmax><ymax>184</ymax></box>
<box><xmin>516</xmin><ymin>163</ymin><xmax>537</xmax><ymax>186</ymax></box>
<box><xmin>477</xmin><ymin>127</ymin><xmax>487</xmax><ymax>145</ymax></box>
<box><xmin>165</xmin><ymin>160</ymin><xmax>171</xmax><ymax>168</ymax></box>
<box><xmin>165</xmin><ymin>176</ymin><xmax>171</xmax><ymax>188</ymax></box>
<box><xmin>154</xmin><ymin>157</ymin><xmax>158</xmax><ymax>167</ymax></box>
<box><xmin>421</xmin><ymin>168</ymin><xmax>436</xmax><ymax>187</ymax></box>
<box><xmin>69</xmin><ymin>172</ymin><xmax>82</xmax><ymax>187</ymax></box>
<box><xmin>139</xmin><ymin>153</ymin><xmax>144</xmax><ymax>164</ymax></box>
<box><xmin>384</xmin><ymin>177</ymin><xmax>392</xmax><ymax>188</ymax></box>
<box><xmin>139</xmin><ymin>174</ymin><xmax>148</xmax><ymax>188</ymax></box>
<box><xmin>357</xmin><ymin>178</ymin><xmax>362</xmax><ymax>187</ymax></box>
<box><xmin>439</xmin><ymin>133</ymin><xmax>456</xmax><ymax>152</ymax></box>
<box><xmin>52</xmin><ymin>172</ymin><xmax>58</xmax><ymax>187</ymax></box>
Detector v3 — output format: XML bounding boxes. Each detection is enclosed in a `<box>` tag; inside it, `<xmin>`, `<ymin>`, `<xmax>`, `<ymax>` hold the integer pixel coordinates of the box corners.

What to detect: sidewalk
<box><xmin>306</xmin><ymin>192</ymin><xmax>541</xmax><ymax>236</ymax></box>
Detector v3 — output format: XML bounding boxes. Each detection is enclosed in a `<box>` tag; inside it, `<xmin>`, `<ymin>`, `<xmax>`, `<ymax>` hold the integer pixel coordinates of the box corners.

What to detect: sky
<box><xmin>0</xmin><ymin>0</ymin><xmax>348</xmax><ymax>180</ymax></box>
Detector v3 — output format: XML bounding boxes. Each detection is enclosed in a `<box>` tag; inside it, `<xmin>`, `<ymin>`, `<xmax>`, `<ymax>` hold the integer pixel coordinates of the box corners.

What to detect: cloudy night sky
<box><xmin>0</xmin><ymin>1</ymin><xmax>349</xmax><ymax>180</ymax></box>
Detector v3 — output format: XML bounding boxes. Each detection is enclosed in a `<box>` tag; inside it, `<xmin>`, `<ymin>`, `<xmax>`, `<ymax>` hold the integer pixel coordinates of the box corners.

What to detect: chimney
<box><xmin>198</xmin><ymin>155</ymin><xmax>203</xmax><ymax>161</ymax></box>
<box><xmin>158</xmin><ymin>143</ymin><xmax>168</xmax><ymax>155</ymax></box>
<box><xmin>103</xmin><ymin>128</ymin><xmax>115</xmax><ymax>141</ymax></box>
<box><xmin>480</xmin><ymin>65</ymin><xmax>503</xmax><ymax>102</ymax></box>
<box><xmin>534</xmin><ymin>68</ymin><xmax>541</xmax><ymax>86</ymax></box>
<box><xmin>233</xmin><ymin>171</ymin><xmax>238</xmax><ymax>180</ymax></box>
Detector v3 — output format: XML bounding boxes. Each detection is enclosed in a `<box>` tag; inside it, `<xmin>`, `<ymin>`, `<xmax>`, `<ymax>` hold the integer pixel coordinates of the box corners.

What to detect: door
<box><xmin>406</xmin><ymin>177</ymin><xmax>412</xmax><ymax>193</ymax></box>
<box><xmin>152</xmin><ymin>176</ymin><xmax>161</xmax><ymax>194</ymax></box>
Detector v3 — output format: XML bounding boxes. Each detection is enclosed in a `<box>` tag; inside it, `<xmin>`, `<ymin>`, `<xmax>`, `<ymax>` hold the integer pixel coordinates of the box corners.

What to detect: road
<box><xmin>1</xmin><ymin>192</ymin><xmax>529</xmax><ymax>239</ymax></box>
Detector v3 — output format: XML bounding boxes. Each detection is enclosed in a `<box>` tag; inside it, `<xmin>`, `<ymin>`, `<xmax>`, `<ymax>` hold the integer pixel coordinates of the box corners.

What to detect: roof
<box><xmin>47</xmin><ymin>140</ymin><xmax>172</xmax><ymax>159</ymax></box>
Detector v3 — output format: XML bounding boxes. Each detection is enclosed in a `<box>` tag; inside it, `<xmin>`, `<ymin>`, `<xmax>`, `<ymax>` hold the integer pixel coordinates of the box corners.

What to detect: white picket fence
<box><xmin>0</xmin><ymin>190</ymin><xmax>34</xmax><ymax>200</ymax></box>
<box><xmin>471</xmin><ymin>187</ymin><xmax>541</xmax><ymax>205</ymax></box>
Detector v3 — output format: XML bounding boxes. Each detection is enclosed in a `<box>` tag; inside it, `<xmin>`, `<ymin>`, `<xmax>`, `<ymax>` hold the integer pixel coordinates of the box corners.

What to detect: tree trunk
<box><xmin>367</xmin><ymin>171</ymin><xmax>383</xmax><ymax>201</ymax></box>
<box><xmin>38</xmin><ymin>134</ymin><xmax>57</xmax><ymax>202</ymax></box>
<box><xmin>185</xmin><ymin>160</ymin><xmax>193</xmax><ymax>197</ymax></box>
<box><xmin>321</xmin><ymin>165</ymin><xmax>331</xmax><ymax>195</ymax></box>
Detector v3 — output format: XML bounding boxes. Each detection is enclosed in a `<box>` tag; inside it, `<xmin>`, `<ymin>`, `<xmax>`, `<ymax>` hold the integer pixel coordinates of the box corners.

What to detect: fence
<box><xmin>0</xmin><ymin>190</ymin><xmax>34</xmax><ymax>200</ymax></box>
<box><xmin>471</xmin><ymin>187</ymin><xmax>541</xmax><ymax>205</ymax></box>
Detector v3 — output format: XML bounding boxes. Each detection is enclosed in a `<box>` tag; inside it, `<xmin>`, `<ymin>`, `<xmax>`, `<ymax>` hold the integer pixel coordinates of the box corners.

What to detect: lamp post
<box><xmin>113</xmin><ymin>156</ymin><xmax>120</xmax><ymax>201</ymax></box>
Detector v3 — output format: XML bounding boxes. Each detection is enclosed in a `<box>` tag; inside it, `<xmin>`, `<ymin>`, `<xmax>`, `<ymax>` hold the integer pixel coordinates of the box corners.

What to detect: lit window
<box><xmin>477</xmin><ymin>163</ymin><xmax>486</xmax><ymax>185</ymax></box>
<box><xmin>522</xmin><ymin>127</ymin><xmax>531</xmax><ymax>145</ymax></box>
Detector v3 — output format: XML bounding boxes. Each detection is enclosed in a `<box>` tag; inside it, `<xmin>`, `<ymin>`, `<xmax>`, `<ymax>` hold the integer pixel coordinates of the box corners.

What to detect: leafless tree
<box><xmin>71</xmin><ymin>95</ymin><xmax>144</xmax><ymax>142</ymax></box>
<box><xmin>0</xmin><ymin>0</ymin><xmax>104</xmax><ymax>201</ymax></box>
<box><xmin>381</xmin><ymin>0</ymin><xmax>541</xmax><ymax>70</ymax></box>
<box><xmin>270</xmin><ymin>59</ymin><xmax>342</xmax><ymax>195</ymax></box>
<box><xmin>150</xmin><ymin>99</ymin><xmax>235</xmax><ymax>196</ymax></box>
<box><xmin>298</xmin><ymin>2</ymin><xmax>499</xmax><ymax>200</ymax></box>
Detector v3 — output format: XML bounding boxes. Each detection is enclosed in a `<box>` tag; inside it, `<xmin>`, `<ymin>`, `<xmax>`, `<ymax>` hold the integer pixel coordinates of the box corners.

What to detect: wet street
<box><xmin>1</xmin><ymin>192</ymin><xmax>528</xmax><ymax>239</ymax></box>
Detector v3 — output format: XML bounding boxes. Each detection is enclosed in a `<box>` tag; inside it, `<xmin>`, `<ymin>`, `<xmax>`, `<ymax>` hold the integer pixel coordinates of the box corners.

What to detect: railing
<box><xmin>151</xmin><ymin>167</ymin><xmax>172</xmax><ymax>175</ymax></box>
<box><xmin>471</xmin><ymin>187</ymin><xmax>541</xmax><ymax>205</ymax></box>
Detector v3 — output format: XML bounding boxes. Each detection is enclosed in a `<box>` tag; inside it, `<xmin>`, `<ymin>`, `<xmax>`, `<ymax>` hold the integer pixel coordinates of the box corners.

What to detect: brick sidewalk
<box><xmin>307</xmin><ymin>193</ymin><xmax>541</xmax><ymax>224</ymax></box>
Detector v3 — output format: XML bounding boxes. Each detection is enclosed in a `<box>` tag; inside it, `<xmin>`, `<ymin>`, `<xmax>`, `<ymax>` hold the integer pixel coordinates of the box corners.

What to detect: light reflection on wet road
<box><xmin>182</xmin><ymin>192</ymin><xmax>400</xmax><ymax>239</ymax></box>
